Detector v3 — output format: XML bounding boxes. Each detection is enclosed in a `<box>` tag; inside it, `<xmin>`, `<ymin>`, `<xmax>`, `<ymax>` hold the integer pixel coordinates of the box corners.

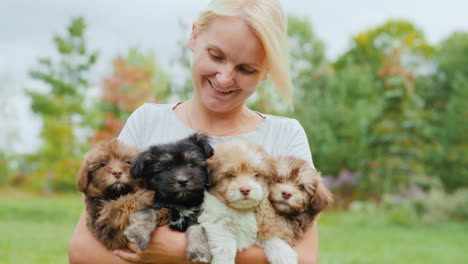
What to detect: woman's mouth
<box><xmin>208</xmin><ymin>79</ymin><xmax>235</xmax><ymax>95</ymax></box>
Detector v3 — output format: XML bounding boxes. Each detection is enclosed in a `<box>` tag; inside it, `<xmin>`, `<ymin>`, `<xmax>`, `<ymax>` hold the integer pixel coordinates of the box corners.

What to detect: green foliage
<box><xmin>22</xmin><ymin>16</ymin><xmax>97</xmax><ymax>192</ymax></box>
<box><xmin>364</xmin><ymin>49</ymin><xmax>430</xmax><ymax>193</ymax></box>
<box><xmin>421</xmin><ymin>32</ymin><xmax>468</xmax><ymax>190</ymax></box>
<box><xmin>0</xmin><ymin>152</ymin><xmax>11</xmax><ymax>186</ymax></box>
<box><xmin>296</xmin><ymin>66</ymin><xmax>380</xmax><ymax>176</ymax></box>
<box><xmin>335</xmin><ymin>19</ymin><xmax>433</xmax><ymax>71</ymax></box>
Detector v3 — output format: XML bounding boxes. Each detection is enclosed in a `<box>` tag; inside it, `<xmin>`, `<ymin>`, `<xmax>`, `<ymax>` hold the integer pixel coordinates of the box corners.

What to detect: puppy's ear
<box><xmin>310</xmin><ymin>180</ymin><xmax>333</xmax><ymax>216</ymax></box>
<box><xmin>131</xmin><ymin>151</ymin><xmax>153</xmax><ymax>179</ymax></box>
<box><xmin>77</xmin><ymin>158</ymin><xmax>90</xmax><ymax>193</ymax></box>
<box><xmin>190</xmin><ymin>133</ymin><xmax>214</xmax><ymax>158</ymax></box>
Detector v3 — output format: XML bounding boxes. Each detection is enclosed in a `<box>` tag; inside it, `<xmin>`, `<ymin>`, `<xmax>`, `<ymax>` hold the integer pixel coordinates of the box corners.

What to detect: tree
<box><xmin>88</xmin><ymin>48</ymin><xmax>171</xmax><ymax>143</ymax></box>
<box><xmin>24</xmin><ymin>17</ymin><xmax>97</xmax><ymax>192</ymax></box>
<box><xmin>364</xmin><ymin>48</ymin><xmax>430</xmax><ymax>194</ymax></box>
<box><xmin>422</xmin><ymin>32</ymin><xmax>468</xmax><ymax>190</ymax></box>
<box><xmin>335</xmin><ymin>19</ymin><xmax>433</xmax><ymax>71</ymax></box>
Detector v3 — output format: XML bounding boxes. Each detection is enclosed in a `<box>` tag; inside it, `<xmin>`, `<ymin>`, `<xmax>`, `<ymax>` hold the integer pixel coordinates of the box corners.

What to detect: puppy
<box><xmin>124</xmin><ymin>133</ymin><xmax>213</xmax><ymax>251</ymax></box>
<box><xmin>77</xmin><ymin>138</ymin><xmax>154</xmax><ymax>249</ymax></box>
<box><xmin>186</xmin><ymin>140</ymin><xmax>297</xmax><ymax>264</ymax></box>
<box><xmin>257</xmin><ymin>156</ymin><xmax>333</xmax><ymax>246</ymax></box>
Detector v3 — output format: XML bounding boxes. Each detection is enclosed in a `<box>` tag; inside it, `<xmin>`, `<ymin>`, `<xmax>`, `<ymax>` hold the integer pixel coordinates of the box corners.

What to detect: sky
<box><xmin>1</xmin><ymin>0</ymin><xmax>467</xmax><ymax>153</ymax></box>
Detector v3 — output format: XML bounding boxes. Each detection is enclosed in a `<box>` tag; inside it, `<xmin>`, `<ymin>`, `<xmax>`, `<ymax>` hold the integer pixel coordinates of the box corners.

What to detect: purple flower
<box><xmin>394</xmin><ymin>195</ymin><xmax>405</xmax><ymax>203</ymax></box>
<box><xmin>406</xmin><ymin>184</ymin><xmax>424</xmax><ymax>199</ymax></box>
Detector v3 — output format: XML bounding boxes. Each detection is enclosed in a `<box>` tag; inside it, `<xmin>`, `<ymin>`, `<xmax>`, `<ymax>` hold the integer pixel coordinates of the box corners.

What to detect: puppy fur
<box><xmin>187</xmin><ymin>140</ymin><xmax>297</xmax><ymax>264</ymax></box>
<box><xmin>257</xmin><ymin>156</ymin><xmax>333</xmax><ymax>246</ymax></box>
<box><xmin>124</xmin><ymin>133</ymin><xmax>213</xmax><ymax>251</ymax></box>
<box><xmin>77</xmin><ymin>138</ymin><xmax>154</xmax><ymax>249</ymax></box>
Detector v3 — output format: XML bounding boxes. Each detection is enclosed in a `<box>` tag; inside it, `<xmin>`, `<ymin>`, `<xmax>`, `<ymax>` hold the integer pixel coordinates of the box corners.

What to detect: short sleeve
<box><xmin>117</xmin><ymin>104</ymin><xmax>148</xmax><ymax>149</ymax></box>
<box><xmin>284</xmin><ymin>119</ymin><xmax>315</xmax><ymax>169</ymax></box>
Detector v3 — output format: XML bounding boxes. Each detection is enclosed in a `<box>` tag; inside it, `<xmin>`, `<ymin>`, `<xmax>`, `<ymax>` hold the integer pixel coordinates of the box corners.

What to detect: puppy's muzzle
<box><xmin>177</xmin><ymin>176</ymin><xmax>189</xmax><ymax>187</ymax></box>
<box><xmin>240</xmin><ymin>187</ymin><xmax>251</xmax><ymax>197</ymax></box>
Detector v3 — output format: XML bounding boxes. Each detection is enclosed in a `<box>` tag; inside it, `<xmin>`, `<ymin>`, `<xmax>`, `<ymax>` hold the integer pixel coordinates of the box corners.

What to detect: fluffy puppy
<box><xmin>77</xmin><ymin>138</ymin><xmax>154</xmax><ymax>249</ymax></box>
<box><xmin>186</xmin><ymin>140</ymin><xmax>297</xmax><ymax>264</ymax></box>
<box><xmin>124</xmin><ymin>133</ymin><xmax>213</xmax><ymax>251</ymax></box>
<box><xmin>257</xmin><ymin>156</ymin><xmax>333</xmax><ymax>246</ymax></box>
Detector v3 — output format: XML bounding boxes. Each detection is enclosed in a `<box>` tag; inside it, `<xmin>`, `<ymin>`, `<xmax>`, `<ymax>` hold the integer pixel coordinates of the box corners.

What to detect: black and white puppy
<box><xmin>124</xmin><ymin>133</ymin><xmax>213</xmax><ymax>250</ymax></box>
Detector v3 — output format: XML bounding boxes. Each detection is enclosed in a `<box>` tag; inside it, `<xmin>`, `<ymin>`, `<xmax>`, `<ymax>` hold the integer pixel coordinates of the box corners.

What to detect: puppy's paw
<box><xmin>186</xmin><ymin>225</ymin><xmax>212</xmax><ymax>263</ymax></box>
<box><xmin>186</xmin><ymin>249</ymin><xmax>212</xmax><ymax>263</ymax></box>
<box><xmin>261</xmin><ymin>237</ymin><xmax>298</xmax><ymax>264</ymax></box>
<box><xmin>124</xmin><ymin>208</ymin><xmax>157</xmax><ymax>251</ymax></box>
<box><xmin>125</xmin><ymin>229</ymin><xmax>149</xmax><ymax>251</ymax></box>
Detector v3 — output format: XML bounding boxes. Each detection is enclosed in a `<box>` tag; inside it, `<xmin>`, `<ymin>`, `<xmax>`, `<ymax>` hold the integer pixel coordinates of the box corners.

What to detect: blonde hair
<box><xmin>194</xmin><ymin>0</ymin><xmax>292</xmax><ymax>103</ymax></box>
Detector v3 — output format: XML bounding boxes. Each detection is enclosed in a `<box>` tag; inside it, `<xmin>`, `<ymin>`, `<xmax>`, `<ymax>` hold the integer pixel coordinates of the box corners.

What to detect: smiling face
<box><xmin>188</xmin><ymin>15</ymin><xmax>268</xmax><ymax>114</ymax></box>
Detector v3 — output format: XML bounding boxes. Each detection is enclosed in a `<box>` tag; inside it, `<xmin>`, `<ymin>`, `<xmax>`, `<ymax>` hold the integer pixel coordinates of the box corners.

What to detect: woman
<box><xmin>69</xmin><ymin>0</ymin><xmax>319</xmax><ymax>263</ymax></box>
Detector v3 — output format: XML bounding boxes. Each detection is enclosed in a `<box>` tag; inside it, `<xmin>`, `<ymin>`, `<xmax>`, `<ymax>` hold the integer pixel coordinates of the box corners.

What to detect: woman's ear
<box><xmin>261</xmin><ymin>71</ymin><xmax>269</xmax><ymax>81</ymax></box>
<box><xmin>188</xmin><ymin>23</ymin><xmax>197</xmax><ymax>51</ymax></box>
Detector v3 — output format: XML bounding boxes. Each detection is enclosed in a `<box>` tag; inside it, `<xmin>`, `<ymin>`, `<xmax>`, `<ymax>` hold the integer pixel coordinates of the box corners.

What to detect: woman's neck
<box><xmin>179</xmin><ymin>99</ymin><xmax>260</xmax><ymax>137</ymax></box>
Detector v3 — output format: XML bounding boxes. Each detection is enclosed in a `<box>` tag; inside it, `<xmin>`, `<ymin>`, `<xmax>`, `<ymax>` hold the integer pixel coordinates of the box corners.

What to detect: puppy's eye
<box><xmin>254</xmin><ymin>173</ymin><xmax>260</xmax><ymax>178</ymax></box>
<box><xmin>99</xmin><ymin>162</ymin><xmax>107</xmax><ymax>168</ymax></box>
<box><xmin>166</xmin><ymin>165</ymin><xmax>172</xmax><ymax>170</ymax></box>
<box><xmin>298</xmin><ymin>184</ymin><xmax>305</xmax><ymax>190</ymax></box>
<box><xmin>188</xmin><ymin>163</ymin><xmax>196</xmax><ymax>168</ymax></box>
<box><xmin>226</xmin><ymin>174</ymin><xmax>236</xmax><ymax>179</ymax></box>
<box><xmin>276</xmin><ymin>177</ymin><xmax>284</xmax><ymax>183</ymax></box>
<box><xmin>124</xmin><ymin>160</ymin><xmax>132</xmax><ymax>165</ymax></box>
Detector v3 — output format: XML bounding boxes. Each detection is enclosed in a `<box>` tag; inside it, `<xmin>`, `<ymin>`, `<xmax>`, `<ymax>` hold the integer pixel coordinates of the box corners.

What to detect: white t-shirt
<box><xmin>118</xmin><ymin>103</ymin><xmax>315</xmax><ymax>168</ymax></box>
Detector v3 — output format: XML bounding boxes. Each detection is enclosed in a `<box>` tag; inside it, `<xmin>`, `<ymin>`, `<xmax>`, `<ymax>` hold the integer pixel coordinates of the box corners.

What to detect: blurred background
<box><xmin>1</xmin><ymin>0</ymin><xmax>467</xmax><ymax>263</ymax></box>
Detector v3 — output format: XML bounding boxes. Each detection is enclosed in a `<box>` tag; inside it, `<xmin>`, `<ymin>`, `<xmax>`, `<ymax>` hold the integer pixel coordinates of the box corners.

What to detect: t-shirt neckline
<box><xmin>169</xmin><ymin>102</ymin><xmax>267</xmax><ymax>138</ymax></box>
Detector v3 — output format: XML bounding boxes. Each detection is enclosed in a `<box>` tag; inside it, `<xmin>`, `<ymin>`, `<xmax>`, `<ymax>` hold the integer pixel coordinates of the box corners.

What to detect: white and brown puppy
<box><xmin>77</xmin><ymin>139</ymin><xmax>154</xmax><ymax>249</ymax></box>
<box><xmin>257</xmin><ymin>156</ymin><xmax>333</xmax><ymax>246</ymax></box>
<box><xmin>186</xmin><ymin>140</ymin><xmax>297</xmax><ymax>264</ymax></box>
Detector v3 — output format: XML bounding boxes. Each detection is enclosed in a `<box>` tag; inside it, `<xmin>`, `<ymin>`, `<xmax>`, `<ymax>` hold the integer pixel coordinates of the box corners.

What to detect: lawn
<box><xmin>0</xmin><ymin>190</ymin><xmax>466</xmax><ymax>264</ymax></box>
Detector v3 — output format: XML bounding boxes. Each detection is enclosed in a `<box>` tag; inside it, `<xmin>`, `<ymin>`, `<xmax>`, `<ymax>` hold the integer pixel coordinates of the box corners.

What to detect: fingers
<box><xmin>113</xmin><ymin>247</ymin><xmax>142</xmax><ymax>263</ymax></box>
<box><xmin>127</xmin><ymin>242</ymin><xmax>142</xmax><ymax>254</ymax></box>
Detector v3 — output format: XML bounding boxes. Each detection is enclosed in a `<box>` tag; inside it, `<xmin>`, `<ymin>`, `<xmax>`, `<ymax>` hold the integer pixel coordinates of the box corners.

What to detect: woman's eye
<box><xmin>209</xmin><ymin>51</ymin><xmax>223</xmax><ymax>60</ymax></box>
<box><xmin>276</xmin><ymin>177</ymin><xmax>284</xmax><ymax>183</ymax></box>
<box><xmin>238</xmin><ymin>65</ymin><xmax>256</xmax><ymax>74</ymax></box>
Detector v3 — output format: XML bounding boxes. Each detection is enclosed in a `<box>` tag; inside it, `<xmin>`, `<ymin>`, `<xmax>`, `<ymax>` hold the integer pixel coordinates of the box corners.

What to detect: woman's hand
<box><xmin>114</xmin><ymin>225</ymin><xmax>193</xmax><ymax>264</ymax></box>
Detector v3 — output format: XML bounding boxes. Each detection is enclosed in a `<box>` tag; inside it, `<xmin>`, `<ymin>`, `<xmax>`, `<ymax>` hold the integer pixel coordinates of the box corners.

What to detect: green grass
<box><xmin>0</xmin><ymin>191</ymin><xmax>84</xmax><ymax>264</ymax></box>
<box><xmin>0</xmin><ymin>191</ymin><xmax>467</xmax><ymax>264</ymax></box>
<box><xmin>319</xmin><ymin>211</ymin><xmax>468</xmax><ymax>264</ymax></box>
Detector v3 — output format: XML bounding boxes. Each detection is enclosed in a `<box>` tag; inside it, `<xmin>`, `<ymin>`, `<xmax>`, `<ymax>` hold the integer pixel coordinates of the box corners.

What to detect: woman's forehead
<box><xmin>201</xmin><ymin>16</ymin><xmax>266</xmax><ymax>65</ymax></box>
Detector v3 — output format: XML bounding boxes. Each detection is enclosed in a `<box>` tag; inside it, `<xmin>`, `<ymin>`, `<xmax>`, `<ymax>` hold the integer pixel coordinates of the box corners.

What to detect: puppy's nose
<box><xmin>281</xmin><ymin>191</ymin><xmax>292</xmax><ymax>200</ymax></box>
<box><xmin>112</xmin><ymin>171</ymin><xmax>122</xmax><ymax>179</ymax></box>
<box><xmin>177</xmin><ymin>179</ymin><xmax>189</xmax><ymax>187</ymax></box>
<box><xmin>240</xmin><ymin>187</ymin><xmax>251</xmax><ymax>196</ymax></box>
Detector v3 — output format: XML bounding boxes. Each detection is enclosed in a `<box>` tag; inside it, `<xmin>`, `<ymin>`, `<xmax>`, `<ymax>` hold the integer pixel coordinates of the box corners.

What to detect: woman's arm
<box><xmin>115</xmin><ymin>220</ymin><xmax>319</xmax><ymax>264</ymax></box>
<box><xmin>70</xmin><ymin>209</ymin><xmax>319</xmax><ymax>264</ymax></box>
<box><xmin>68</xmin><ymin>210</ymin><xmax>135</xmax><ymax>264</ymax></box>
<box><xmin>235</xmin><ymin>219</ymin><xmax>319</xmax><ymax>264</ymax></box>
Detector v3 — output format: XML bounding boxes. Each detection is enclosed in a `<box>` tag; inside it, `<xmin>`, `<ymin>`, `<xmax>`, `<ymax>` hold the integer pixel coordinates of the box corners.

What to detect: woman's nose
<box><xmin>216</xmin><ymin>66</ymin><xmax>235</xmax><ymax>88</ymax></box>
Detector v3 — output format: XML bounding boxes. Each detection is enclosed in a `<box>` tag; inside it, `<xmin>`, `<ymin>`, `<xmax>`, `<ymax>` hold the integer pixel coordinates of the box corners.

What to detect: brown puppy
<box><xmin>257</xmin><ymin>156</ymin><xmax>333</xmax><ymax>246</ymax></box>
<box><xmin>77</xmin><ymin>138</ymin><xmax>154</xmax><ymax>249</ymax></box>
<box><xmin>187</xmin><ymin>140</ymin><xmax>298</xmax><ymax>264</ymax></box>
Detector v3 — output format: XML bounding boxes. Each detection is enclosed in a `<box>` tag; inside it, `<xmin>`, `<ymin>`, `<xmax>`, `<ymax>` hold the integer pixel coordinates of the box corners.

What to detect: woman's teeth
<box><xmin>210</xmin><ymin>81</ymin><xmax>234</xmax><ymax>93</ymax></box>
<box><xmin>214</xmin><ymin>86</ymin><xmax>234</xmax><ymax>93</ymax></box>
